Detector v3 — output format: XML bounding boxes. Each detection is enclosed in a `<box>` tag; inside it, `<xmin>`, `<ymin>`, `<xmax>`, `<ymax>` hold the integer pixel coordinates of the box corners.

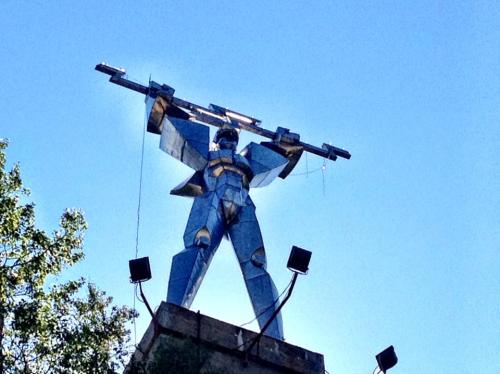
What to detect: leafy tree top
<box><xmin>0</xmin><ymin>140</ymin><xmax>136</xmax><ymax>373</ymax></box>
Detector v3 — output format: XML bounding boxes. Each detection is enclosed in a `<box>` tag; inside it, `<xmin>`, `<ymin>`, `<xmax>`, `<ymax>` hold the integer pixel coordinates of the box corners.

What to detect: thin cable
<box><xmin>203</xmin><ymin>273</ymin><xmax>293</xmax><ymax>352</ymax></box>
<box><xmin>134</xmin><ymin>108</ymin><xmax>148</xmax><ymax>258</ymax></box>
<box><xmin>135</xmin><ymin>283</ymin><xmax>145</xmax><ymax>304</ymax></box>
<box><xmin>234</xmin><ymin>277</ymin><xmax>295</xmax><ymax>352</ymax></box>
<box><xmin>305</xmin><ymin>151</ymin><xmax>309</xmax><ymax>177</ymax></box>
<box><xmin>290</xmin><ymin>167</ymin><xmax>323</xmax><ymax>176</ymax></box>
<box><xmin>132</xmin><ymin>102</ymin><xmax>148</xmax><ymax>347</ymax></box>
<box><xmin>133</xmin><ymin>284</ymin><xmax>138</xmax><ymax>344</ymax></box>
<box><xmin>239</xmin><ymin>277</ymin><xmax>294</xmax><ymax>327</ymax></box>
<box><xmin>321</xmin><ymin>159</ymin><xmax>326</xmax><ymax>196</ymax></box>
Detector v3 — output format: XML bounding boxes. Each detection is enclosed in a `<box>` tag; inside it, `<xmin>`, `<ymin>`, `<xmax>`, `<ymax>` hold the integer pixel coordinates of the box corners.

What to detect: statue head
<box><xmin>214</xmin><ymin>127</ymin><xmax>239</xmax><ymax>151</ymax></box>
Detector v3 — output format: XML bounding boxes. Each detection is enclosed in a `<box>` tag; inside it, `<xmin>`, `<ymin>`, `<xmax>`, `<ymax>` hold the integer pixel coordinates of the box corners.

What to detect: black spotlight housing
<box><xmin>287</xmin><ymin>246</ymin><xmax>312</xmax><ymax>274</ymax></box>
<box><xmin>129</xmin><ymin>256</ymin><xmax>152</xmax><ymax>283</ymax></box>
<box><xmin>376</xmin><ymin>345</ymin><xmax>398</xmax><ymax>373</ymax></box>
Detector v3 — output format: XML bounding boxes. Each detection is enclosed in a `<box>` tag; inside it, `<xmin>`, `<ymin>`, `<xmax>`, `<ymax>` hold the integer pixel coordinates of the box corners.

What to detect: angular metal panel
<box><xmin>160</xmin><ymin>117</ymin><xmax>209</xmax><ymax>170</ymax></box>
<box><xmin>145</xmin><ymin>95</ymin><xmax>165</xmax><ymax>134</ymax></box>
<box><xmin>145</xmin><ymin>93</ymin><xmax>190</xmax><ymax>135</ymax></box>
<box><xmin>168</xmin><ymin>192</ymin><xmax>226</xmax><ymax>307</ymax></box>
<box><xmin>182</xmin><ymin>193</ymin><xmax>222</xmax><ymax>247</ymax></box>
<box><xmin>260</xmin><ymin>141</ymin><xmax>304</xmax><ymax>179</ymax></box>
<box><xmin>240</xmin><ymin>142</ymin><xmax>288</xmax><ymax>188</ymax></box>
<box><xmin>170</xmin><ymin>171</ymin><xmax>205</xmax><ymax>197</ymax></box>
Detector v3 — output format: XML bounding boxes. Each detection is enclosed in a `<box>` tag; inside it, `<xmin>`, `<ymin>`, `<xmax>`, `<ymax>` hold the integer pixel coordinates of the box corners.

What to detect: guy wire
<box><xmin>305</xmin><ymin>151</ymin><xmax>309</xmax><ymax>177</ymax></box>
<box><xmin>132</xmin><ymin>102</ymin><xmax>148</xmax><ymax>347</ymax></box>
<box><xmin>239</xmin><ymin>276</ymin><xmax>294</xmax><ymax>328</ymax></box>
<box><xmin>135</xmin><ymin>107</ymin><xmax>147</xmax><ymax>259</ymax></box>
<box><xmin>321</xmin><ymin>159</ymin><xmax>326</xmax><ymax>196</ymax></box>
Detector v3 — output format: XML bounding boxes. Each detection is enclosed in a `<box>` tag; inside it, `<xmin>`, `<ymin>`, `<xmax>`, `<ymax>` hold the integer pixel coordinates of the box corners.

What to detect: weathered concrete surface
<box><xmin>125</xmin><ymin>302</ymin><xmax>324</xmax><ymax>374</ymax></box>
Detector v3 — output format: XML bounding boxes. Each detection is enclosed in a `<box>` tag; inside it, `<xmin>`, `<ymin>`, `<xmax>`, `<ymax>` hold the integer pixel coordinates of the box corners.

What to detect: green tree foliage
<box><xmin>0</xmin><ymin>140</ymin><xmax>137</xmax><ymax>373</ymax></box>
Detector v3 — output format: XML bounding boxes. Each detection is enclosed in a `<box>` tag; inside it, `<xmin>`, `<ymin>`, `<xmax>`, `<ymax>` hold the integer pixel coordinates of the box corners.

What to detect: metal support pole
<box><xmin>138</xmin><ymin>281</ymin><xmax>159</xmax><ymax>335</ymax></box>
<box><xmin>138</xmin><ymin>282</ymin><xmax>155</xmax><ymax>319</ymax></box>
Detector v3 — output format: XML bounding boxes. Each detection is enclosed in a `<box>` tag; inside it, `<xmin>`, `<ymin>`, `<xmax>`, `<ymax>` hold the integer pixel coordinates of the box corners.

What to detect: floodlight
<box><xmin>129</xmin><ymin>256</ymin><xmax>152</xmax><ymax>283</ymax></box>
<box><xmin>375</xmin><ymin>345</ymin><xmax>398</xmax><ymax>373</ymax></box>
<box><xmin>287</xmin><ymin>246</ymin><xmax>312</xmax><ymax>274</ymax></box>
<box><xmin>128</xmin><ymin>256</ymin><xmax>158</xmax><ymax>327</ymax></box>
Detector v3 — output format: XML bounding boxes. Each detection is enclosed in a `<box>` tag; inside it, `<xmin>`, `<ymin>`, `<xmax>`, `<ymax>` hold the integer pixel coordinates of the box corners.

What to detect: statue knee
<box><xmin>194</xmin><ymin>227</ymin><xmax>211</xmax><ymax>249</ymax></box>
<box><xmin>250</xmin><ymin>247</ymin><xmax>267</xmax><ymax>269</ymax></box>
<box><xmin>183</xmin><ymin>226</ymin><xmax>212</xmax><ymax>250</ymax></box>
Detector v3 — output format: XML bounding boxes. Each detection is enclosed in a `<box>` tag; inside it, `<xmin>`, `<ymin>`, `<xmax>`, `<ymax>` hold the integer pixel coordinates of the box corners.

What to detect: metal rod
<box><xmin>95</xmin><ymin>63</ymin><xmax>351</xmax><ymax>161</ymax></box>
<box><xmin>138</xmin><ymin>282</ymin><xmax>156</xmax><ymax>324</ymax></box>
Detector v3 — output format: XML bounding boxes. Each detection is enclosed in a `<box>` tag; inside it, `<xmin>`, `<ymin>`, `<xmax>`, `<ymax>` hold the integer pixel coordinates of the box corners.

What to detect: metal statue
<box><xmin>95</xmin><ymin>63</ymin><xmax>351</xmax><ymax>340</ymax></box>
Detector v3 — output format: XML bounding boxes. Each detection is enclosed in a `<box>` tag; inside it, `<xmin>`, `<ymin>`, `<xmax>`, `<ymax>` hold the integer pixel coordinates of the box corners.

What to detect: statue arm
<box><xmin>146</xmin><ymin>94</ymin><xmax>209</xmax><ymax>171</ymax></box>
<box><xmin>240</xmin><ymin>142</ymin><xmax>290</xmax><ymax>188</ymax></box>
<box><xmin>258</xmin><ymin>141</ymin><xmax>303</xmax><ymax>179</ymax></box>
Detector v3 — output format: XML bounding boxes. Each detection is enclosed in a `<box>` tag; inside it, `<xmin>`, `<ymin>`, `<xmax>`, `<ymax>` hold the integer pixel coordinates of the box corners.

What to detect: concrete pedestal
<box><xmin>125</xmin><ymin>302</ymin><xmax>324</xmax><ymax>374</ymax></box>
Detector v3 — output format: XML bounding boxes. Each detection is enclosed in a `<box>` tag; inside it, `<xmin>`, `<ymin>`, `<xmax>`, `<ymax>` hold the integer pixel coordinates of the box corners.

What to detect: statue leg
<box><xmin>167</xmin><ymin>192</ymin><xmax>225</xmax><ymax>308</ymax></box>
<box><xmin>227</xmin><ymin>199</ymin><xmax>284</xmax><ymax>340</ymax></box>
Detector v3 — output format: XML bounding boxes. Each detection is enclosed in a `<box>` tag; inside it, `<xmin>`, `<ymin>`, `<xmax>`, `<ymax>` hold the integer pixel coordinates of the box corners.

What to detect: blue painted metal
<box><xmin>164</xmin><ymin>123</ymin><xmax>290</xmax><ymax>340</ymax></box>
<box><xmin>159</xmin><ymin>117</ymin><xmax>210</xmax><ymax>171</ymax></box>
<box><xmin>96</xmin><ymin>63</ymin><xmax>351</xmax><ymax>341</ymax></box>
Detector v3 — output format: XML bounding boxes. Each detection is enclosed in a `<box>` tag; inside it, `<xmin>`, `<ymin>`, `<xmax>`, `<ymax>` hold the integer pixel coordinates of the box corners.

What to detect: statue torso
<box><xmin>203</xmin><ymin>150</ymin><xmax>253</xmax><ymax>218</ymax></box>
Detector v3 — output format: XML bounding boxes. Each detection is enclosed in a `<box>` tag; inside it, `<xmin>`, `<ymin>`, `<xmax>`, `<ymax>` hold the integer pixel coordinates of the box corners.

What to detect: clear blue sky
<box><xmin>1</xmin><ymin>1</ymin><xmax>499</xmax><ymax>373</ymax></box>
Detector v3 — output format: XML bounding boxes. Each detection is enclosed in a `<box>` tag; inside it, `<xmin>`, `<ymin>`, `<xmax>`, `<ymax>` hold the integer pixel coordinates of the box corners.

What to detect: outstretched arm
<box><xmin>95</xmin><ymin>63</ymin><xmax>351</xmax><ymax>164</ymax></box>
<box><xmin>240</xmin><ymin>142</ymin><xmax>290</xmax><ymax>188</ymax></box>
<box><xmin>258</xmin><ymin>126</ymin><xmax>304</xmax><ymax>179</ymax></box>
<box><xmin>241</xmin><ymin>128</ymin><xmax>307</xmax><ymax>187</ymax></box>
<box><xmin>146</xmin><ymin>93</ymin><xmax>210</xmax><ymax>171</ymax></box>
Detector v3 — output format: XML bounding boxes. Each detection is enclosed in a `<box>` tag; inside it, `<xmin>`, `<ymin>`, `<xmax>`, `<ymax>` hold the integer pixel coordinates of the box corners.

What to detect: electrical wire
<box><xmin>290</xmin><ymin>157</ymin><xmax>329</xmax><ymax>178</ymax></box>
<box><xmin>134</xmin><ymin>104</ymin><xmax>147</xmax><ymax>259</ymax></box>
<box><xmin>305</xmin><ymin>151</ymin><xmax>309</xmax><ymax>177</ymax></box>
<box><xmin>132</xmin><ymin>102</ymin><xmax>148</xmax><ymax>346</ymax></box>
<box><xmin>132</xmin><ymin>287</ymin><xmax>137</xmax><ymax>347</ymax></box>
<box><xmin>239</xmin><ymin>276</ymin><xmax>294</xmax><ymax>327</ymax></box>
<box><xmin>321</xmin><ymin>159</ymin><xmax>326</xmax><ymax>196</ymax></box>
<box><xmin>233</xmin><ymin>276</ymin><xmax>295</xmax><ymax>351</ymax></box>
<box><xmin>290</xmin><ymin>167</ymin><xmax>323</xmax><ymax>176</ymax></box>
<box><xmin>135</xmin><ymin>283</ymin><xmax>145</xmax><ymax>304</ymax></box>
